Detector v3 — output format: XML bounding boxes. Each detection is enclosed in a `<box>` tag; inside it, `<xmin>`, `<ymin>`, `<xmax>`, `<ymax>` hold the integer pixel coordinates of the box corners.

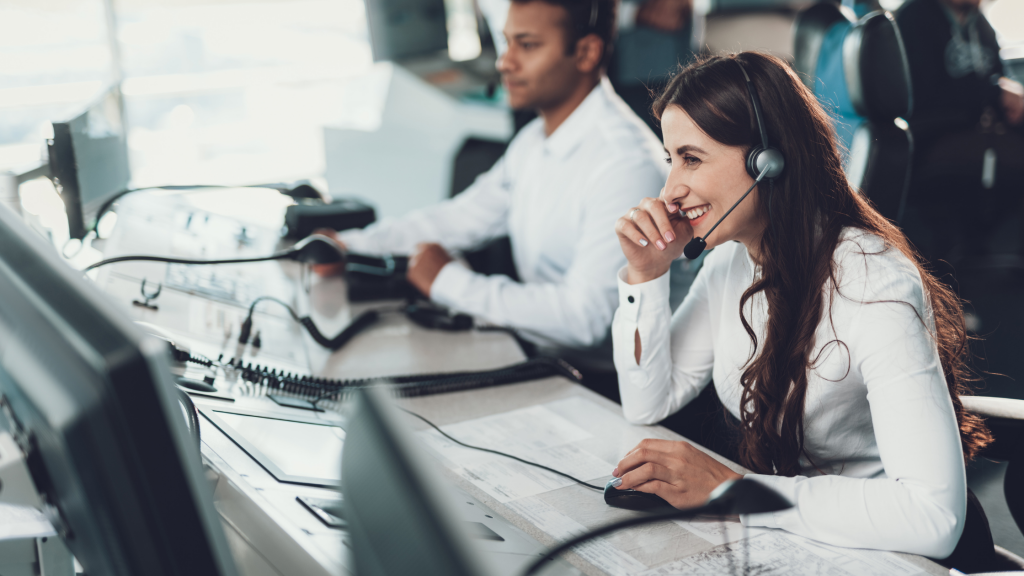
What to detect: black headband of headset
<box><xmin>734</xmin><ymin>60</ymin><xmax>770</xmax><ymax>151</ymax></box>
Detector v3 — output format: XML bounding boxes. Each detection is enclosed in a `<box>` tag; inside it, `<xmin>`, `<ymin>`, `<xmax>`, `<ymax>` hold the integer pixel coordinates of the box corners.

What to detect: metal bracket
<box><xmin>132</xmin><ymin>278</ymin><xmax>162</xmax><ymax>311</ymax></box>
<box><xmin>0</xmin><ymin>432</ymin><xmax>73</xmax><ymax>576</ymax></box>
<box><xmin>0</xmin><ymin>431</ymin><xmax>42</xmax><ymax>510</ymax></box>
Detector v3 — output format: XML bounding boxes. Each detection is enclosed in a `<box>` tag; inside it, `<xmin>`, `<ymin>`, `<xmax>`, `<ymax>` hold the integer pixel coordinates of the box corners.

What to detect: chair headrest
<box><xmin>792</xmin><ymin>1</ymin><xmax>854</xmax><ymax>91</ymax></box>
<box><xmin>842</xmin><ymin>10</ymin><xmax>912</xmax><ymax>120</ymax></box>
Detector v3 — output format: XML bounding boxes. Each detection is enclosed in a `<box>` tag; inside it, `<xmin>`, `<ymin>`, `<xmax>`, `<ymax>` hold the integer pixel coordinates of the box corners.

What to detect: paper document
<box><xmin>419</xmin><ymin>405</ymin><xmax>613</xmax><ymax>502</ymax></box>
<box><xmin>506</xmin><ymin>498</ymin><xmax>647</xmax><ymax>576</ymax></box>
<box><xmin>637</xmin><ymin>531</ymin><xmax>928</xmax><ymax>576</ymax></box>
<box><xmin>675</xmin><ymin>516</ymin><xmax>770</xmax><ymax>546</ymax></box>
<box><xmin>0</xmin><ymin>504</ymin><xmax>55</xmax><ymax>540</ymax></box>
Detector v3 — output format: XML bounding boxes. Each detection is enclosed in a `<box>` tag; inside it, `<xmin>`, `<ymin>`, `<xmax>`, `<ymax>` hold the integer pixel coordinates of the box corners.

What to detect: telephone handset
<box><xmin>344</xmin><ymin>252</ymin><xmax>408</xmax><ymax>277</ymax></box>
<box><xmin>344</xmin><ymin>252</ymin><xmax>415</xmax><ymax>301</ymax></box>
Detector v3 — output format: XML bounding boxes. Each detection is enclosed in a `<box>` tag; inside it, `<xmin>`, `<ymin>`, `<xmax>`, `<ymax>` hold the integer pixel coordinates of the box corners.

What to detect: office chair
<box><xmin>842</xmin><ymin>10</ymin><xmax>915</xmax><ymax>224</ymax></box>
<box><xmin>793</xmin><ymin>1</ymin><xmax>854</xmax><ymax>94</ymax></box>
<box><xmin>449</xmin><ymin>137</ymin><xmax>519</xmax><ymax>281</ymax></box>
<box><xmin>793</xmin><ymin>5</ymin><xmax>914</xmax><ymax>224</ymax></box>
<box><xmin>962</xmin><ymin>396</ymin><xmax>1024</xmax><ymax>570</ymax></box>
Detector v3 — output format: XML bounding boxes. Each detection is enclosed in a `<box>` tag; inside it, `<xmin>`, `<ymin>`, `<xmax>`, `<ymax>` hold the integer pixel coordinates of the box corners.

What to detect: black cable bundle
<box><xmin>168</xmin><ymin>345</ymin><xmax>214</xmax><ymax>368</ymax></box>
<box><xmin>239</xmin><ymin>297</ymin><xmax>381</xmax><ymax>352</ymax></box>
<box><xmin>230</xmin><ymin>357</ymin><xmax>582</xmax><ymax>403</ymax></box>
<box><xmin>298</xmin><ymin>311</ymin><xmax>379</xmax><ymax>350</ymax></box>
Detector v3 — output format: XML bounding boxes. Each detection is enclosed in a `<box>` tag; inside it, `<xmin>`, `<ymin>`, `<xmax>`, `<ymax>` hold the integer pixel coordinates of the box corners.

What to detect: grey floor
<box><xmin>968</xmin><ymin>459</ymin><xmax>1024</xmax><ymax>556</ymax></box>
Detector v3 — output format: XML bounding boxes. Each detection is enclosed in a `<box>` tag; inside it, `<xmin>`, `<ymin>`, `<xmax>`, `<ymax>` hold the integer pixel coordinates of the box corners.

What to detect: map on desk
<box><xmin>418</xmin><ymin>396</ymin><xmax>933</xmax><ymax>576</ymax></box>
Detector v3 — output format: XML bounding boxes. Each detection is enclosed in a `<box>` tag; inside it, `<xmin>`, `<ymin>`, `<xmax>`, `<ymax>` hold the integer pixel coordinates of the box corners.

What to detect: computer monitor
<box><xmin>363</xmin><ymin>0</ymin><xmax>449</xmax><ymax>62</ymax></box>
<box><xmin>0</xmin><ymin>205</ymin><xmax>237</xmax><ymax>576</ymax></box>
<box><xmin>341</xmin><ymin>386</ymin><xmax>491</xmax><ymax>576</ymax></box>
<box><xmin>47</xmin><ymin>84</ymin><xmax>131</xmax><ymax>239</ymax></box>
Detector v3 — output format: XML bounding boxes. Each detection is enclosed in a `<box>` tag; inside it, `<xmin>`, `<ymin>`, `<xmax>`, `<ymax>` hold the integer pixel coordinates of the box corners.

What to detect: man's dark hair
<box><xmin>511</xmin><ymin>0</ymin><xmax>617</xmax><ymax>70</ymax></box>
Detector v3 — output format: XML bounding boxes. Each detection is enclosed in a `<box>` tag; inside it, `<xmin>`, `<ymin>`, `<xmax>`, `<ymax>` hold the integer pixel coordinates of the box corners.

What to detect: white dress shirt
<box><xmin>612</xmin><ymin>228</ymin><xmax>967</xmax><ymax>558</ymax></box>
<box><xmin>341</xmin><ymin>79</ymin><xmax>666</xmax><ymax>348</ymax></box>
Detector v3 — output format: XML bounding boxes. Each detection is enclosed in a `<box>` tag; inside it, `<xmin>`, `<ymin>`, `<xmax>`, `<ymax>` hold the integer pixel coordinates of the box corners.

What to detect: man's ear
<box><xmin>574</xmin><ymin>34</ymin><xmax>604</xmax><ymax>74</ymax></box>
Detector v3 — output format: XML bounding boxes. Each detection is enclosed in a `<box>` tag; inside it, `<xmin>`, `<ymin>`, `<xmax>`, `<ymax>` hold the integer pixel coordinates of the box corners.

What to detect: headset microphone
<box><xmin>683</xmin><ymin>58</ymin><xmax>785</xmax><ymax>260</ymax></box>
<box><xmin>683</xmin><ymin>166</ymin><xmax>771</xmax><ymax>259</ymax></box>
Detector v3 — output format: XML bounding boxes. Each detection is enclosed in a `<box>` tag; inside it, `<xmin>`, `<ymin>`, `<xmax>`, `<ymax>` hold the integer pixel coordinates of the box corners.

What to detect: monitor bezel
<box><xmin>46</xmin><ymin>84</ymin><xmax>130</xmax><ymax>240</ymax></box>
<box><xmin>0</xmin><ymin>204</ymin><xmax>237</xmax><ymax>576</ymax></box>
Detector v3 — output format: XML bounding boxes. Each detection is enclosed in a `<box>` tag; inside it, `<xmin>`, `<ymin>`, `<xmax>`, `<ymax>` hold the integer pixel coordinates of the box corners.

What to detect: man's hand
<box><xmin>407</xmin><ymin>243</ymin><xmax>453</xmax><ymax>297</ymax></box>
<box><xmin>636</xmin><ymin>0</ymin><xmax>692</xmax><ymax>33</ymax></box>
<box><xmin>611</xmin><ymin>438</ymin><xmax>743</xmax><ymax>510</ymax></box>
<box><xmin>311</xmin><ymin>229</ymin><xmax>347</xmax><ymax>277</ymax></box>
<box><xmin>999</xmin><ymin>77</ymin><xmax>1024</xmax><ymax>126</ymax></box>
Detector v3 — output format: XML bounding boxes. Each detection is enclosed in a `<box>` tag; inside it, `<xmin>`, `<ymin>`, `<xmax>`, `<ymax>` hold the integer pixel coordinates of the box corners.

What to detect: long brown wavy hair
<box><xmin>653</xmin><ymin>52</ymin><xmax>992</xmax><ymax>476</ymax></box>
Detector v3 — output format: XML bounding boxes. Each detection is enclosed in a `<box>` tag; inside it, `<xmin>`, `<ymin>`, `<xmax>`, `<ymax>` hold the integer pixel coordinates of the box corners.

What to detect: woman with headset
<box><xmin>610</xmin><ymin>52</ymin><xmax>996</xmax><ymax>569</ymax></box>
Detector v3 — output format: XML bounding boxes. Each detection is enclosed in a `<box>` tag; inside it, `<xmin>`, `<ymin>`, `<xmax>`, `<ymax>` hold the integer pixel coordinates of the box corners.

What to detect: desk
<box><xmin>90</xmin><ymin>188</ymin><xmax>948</xmax><ymax>576</ymax></box>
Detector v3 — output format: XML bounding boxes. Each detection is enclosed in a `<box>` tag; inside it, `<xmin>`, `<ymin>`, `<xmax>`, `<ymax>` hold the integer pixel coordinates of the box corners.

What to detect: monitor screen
<box><xmin>0</xmin><ymin>205</ymin><xmax>236</xmax><ymax>576</ymax></box>
<box><xmin>363</xmin><ymin>0</ymin><xmax>449</xmax><ymax>61</ymax></box>
<box><xmin>47</xmin><ymin>85</ymin><xmax>131</xmax><ymax>239</ymax></box>
<box><xmin>202</xmin><ymin>409</ymin><xmax>345</xmax><ymax>486</ymax></box>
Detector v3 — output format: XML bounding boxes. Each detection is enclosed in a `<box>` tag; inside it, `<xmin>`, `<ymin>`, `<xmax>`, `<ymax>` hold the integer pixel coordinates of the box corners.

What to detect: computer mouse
<box><xmin>604</xmin><ymin>479</ymin><xmax>675</xmax><ymax>511</ymax></box>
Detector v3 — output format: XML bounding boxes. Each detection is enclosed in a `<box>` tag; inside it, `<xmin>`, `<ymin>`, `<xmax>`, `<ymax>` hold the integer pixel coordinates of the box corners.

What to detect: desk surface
<box><xmin>91</xmin><ymin>188</ymin><xmax>947</xmax><ymax>576</ymax></box>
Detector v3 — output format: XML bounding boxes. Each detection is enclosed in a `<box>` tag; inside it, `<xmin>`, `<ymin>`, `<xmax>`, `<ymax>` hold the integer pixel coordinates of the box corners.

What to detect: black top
<box><xmin>896</xmin><ymin>0</ymin><xmax>1005</xmax><ymax>131</ymax></box>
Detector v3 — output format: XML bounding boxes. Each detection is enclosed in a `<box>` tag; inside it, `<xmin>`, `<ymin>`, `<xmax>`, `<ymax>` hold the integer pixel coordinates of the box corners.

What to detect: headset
<box><xmin>683</xmin><ymin>58</ymin><xmax>786</xmax><ymax>260</ymax></box>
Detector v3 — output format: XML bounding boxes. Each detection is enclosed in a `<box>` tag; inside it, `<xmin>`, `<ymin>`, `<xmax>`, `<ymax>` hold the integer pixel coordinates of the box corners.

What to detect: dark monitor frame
<box><xmin>199</xmin><ymin>406</ymin><xmax>345</xmax><ymax>487</ymax></box>
<box><xmin>362</xmin><ymin>0</ymin><xmax>449</xmax><ymax>62</ymax></box>
<box><xmin>47</xmin><ymin>84</ymin><xmax>131</xmax><ymax>240</ymax></box>
<box><xmin>0</xmin><ymin>205</ymin><xmax>237</xmax><ymax>576</ymax></box>
<box><xmin>341</xmin><ymin>386</ymin><xmax>487</xmax><ymax>576</ymax></box>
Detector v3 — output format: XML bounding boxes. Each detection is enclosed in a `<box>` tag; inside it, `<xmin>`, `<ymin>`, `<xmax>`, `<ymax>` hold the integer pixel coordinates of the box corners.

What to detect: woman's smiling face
<box><xmin>660</xmin><ymin>104</ymin><xmax>766</xmax><ymax>255</ymax></box>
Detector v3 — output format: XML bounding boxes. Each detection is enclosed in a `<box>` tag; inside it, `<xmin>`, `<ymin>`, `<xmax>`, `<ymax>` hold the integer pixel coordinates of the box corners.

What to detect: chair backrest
<box><xmin>794</xmin><ymin>2</ymin><xmax>864</xmax><ymax>157</ymax></box>
<box><xmin>451</xmin><ymin>137</ymin><xmax>507</xmax><ymax>198</ymax></box>
<box><xmin>843</xmin><ymin>10</ymin><xmax>914</xmax><ymax>223</ymax></box>
<box><xmin>793</xmin><ymin>1</ymin><xmax>852</xmax><ymax>91</ymax></box>
<box><xmin>794</xmin><ymin>4</ymin><xmax>914</xmax><ymax>223</ymax></box>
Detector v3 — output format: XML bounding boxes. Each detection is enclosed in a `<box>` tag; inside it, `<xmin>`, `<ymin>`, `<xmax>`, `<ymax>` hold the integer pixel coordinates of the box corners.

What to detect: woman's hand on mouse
<box><xmin>611</xmin><ymin>438</ymin><xmax>742</xmax><ymax>510</ymax></box>
<box><xmin>615</xmin><ymin>193</ymin><xmax>692</xmax><ymax>284</ymax></box>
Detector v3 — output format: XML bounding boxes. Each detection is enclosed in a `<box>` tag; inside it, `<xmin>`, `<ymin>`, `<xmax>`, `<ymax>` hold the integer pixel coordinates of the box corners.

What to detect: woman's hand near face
<box><xmin>612</xmin><ymin>438</ymin><xmax>742</xmax><ymax>510</ymax></box>
<box><xmin>615</xmin><ymin>194</ymin><xmax>692</xmax><ymax>284</ymax></box>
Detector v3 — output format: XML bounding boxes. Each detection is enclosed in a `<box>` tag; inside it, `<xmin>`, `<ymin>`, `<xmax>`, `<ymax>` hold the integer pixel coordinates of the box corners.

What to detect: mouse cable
<box><xmin>240</xmin><ymin>296</ymin><xmax>392</xmax><ymax>351</ymax></box>
<box><xmin>398</xmin><ymin>407</ymin><xmax>603</xmax><ymax>492</ymax></box>
<box><xmin>90</xmin><ymin>183</ymin><xmax>302</xmax><ymax>239</ymax></box>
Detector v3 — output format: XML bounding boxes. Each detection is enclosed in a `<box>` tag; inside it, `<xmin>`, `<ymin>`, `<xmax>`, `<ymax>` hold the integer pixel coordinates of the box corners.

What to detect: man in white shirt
<box><xmin>322</xmin><ymin>0</ymin><xmax>665</xmax><ymax>351</ymax></box>
<box><xmin>479</xmin><ymin>0</ymin><xmax>694</xmax><ymax>133</ymax></box>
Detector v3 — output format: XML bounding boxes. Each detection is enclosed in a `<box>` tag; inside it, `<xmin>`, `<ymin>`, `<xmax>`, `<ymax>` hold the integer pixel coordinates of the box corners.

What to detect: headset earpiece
<box><xmin>747</xmin><ymin>146</ymin><xmax>785</xmax><ymax>180</ymax></box>
<box><xmin>736</xmin><ymin>58</ymin><xmax>785</xmax><ymax>182</ymax></box>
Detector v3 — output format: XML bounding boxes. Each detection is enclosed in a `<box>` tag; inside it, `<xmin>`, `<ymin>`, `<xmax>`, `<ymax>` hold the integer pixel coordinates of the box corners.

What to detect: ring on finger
<box><xmin>629</xmin><ymin>207</ymin><xmax>641</xmax><ymax>222</ymax></box>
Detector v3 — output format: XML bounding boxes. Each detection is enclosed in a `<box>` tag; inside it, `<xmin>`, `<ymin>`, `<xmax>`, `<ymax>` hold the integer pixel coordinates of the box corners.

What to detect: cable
<box><xmin>84</xmin><ymin>251</ymin><xmax>293</xmax><ymax>273</ymax></box>
<box><xmin>239</xmin><ymin>296</ymin><xmax>383</xmax><ymax>351</ymax></box>
<box><xmin>230</xmin><ymin>356</ymin><xmax>583</xmax><ymax>402</ymax></box>
<box><xmin>90</xmin><ymin>184</ymin><xmax>259</xmax><ymax>238</ymax></box>
<box><xmin>399</xmin><ymin>407</ymin><xmax>603</xmax><ymax>491</ymax></box>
